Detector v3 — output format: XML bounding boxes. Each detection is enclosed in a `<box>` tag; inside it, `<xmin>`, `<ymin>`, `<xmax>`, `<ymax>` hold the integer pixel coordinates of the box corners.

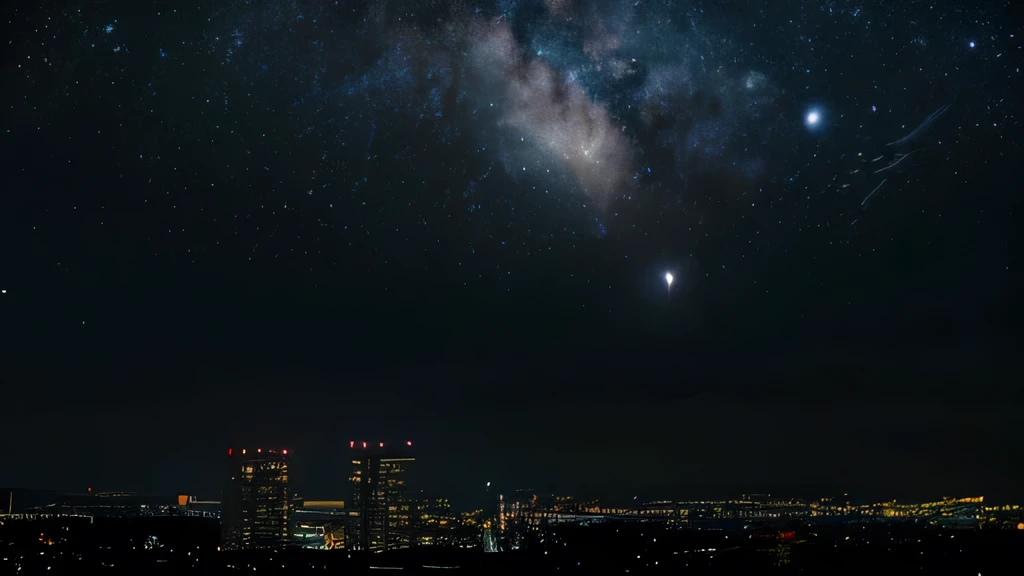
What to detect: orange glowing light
<box><xmin>258</xmin><ymin>448</ymin><xmax>262</xmax><ymax>453</ymax></box>
<box><xmin>177</xmin><ymin>494</ymin><xmax>189</xmax><ymax>506</ymax></box>
<box><xmin>1018</xmin><ymin>522</ymin><xmax>1024</xmax><ymax>530</ymax></box>
<box><xmin>242</xmin><ymin>449</ymin><xmax>246</xmax><ymax>455</ymax></box>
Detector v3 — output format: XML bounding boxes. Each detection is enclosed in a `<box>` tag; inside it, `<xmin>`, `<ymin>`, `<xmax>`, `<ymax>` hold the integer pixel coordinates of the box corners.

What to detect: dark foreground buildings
<box><xmin>3</xmin><ymin>514</ymin><xmax>1024</xmax><ymax>575</ymax></box>
<box><xmin>220</xmin><ymin>448</ymin><xmax>290</xmax><ymax>550</ymax></box>
<box><xmin>348</xmin><ymin>441</ymin><xmax>415</xmax><ymax>552</ymax></box>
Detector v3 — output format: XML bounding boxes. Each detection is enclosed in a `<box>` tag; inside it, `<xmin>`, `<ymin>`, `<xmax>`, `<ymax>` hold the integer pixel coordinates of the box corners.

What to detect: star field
<box><xmin>4</xmin><ymin>1</ymin><xmax>1017</xmax><ymax>301</ymax></box>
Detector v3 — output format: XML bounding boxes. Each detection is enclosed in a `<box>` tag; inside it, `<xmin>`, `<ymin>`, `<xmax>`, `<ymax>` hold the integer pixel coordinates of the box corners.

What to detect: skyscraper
<box><xmin>482</xmin><ymin>481</ymin><xmax>500</xmax><ymax>552</ymax></box>
<box><xmin>221</xmin><ymin>448</ymin><xmax>291</xmax><ymax>550</ymax></box>
<box><xmin>348</xmin><ymin>441</ymin><xmax>415</xmax><ymax>552</ymax></box>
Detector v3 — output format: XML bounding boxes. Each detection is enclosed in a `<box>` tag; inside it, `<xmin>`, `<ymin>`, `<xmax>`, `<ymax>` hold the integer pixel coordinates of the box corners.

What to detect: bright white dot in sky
<box><xmin>806</xmin><ymin>111</ymin><xmax>820</xmax><ymax>125</ymax></box>
<box><xmin>665</xmin><ymin>273</ymin><xmax>674</xmax><ymax>287</ymax></box>
<box><xmin>969</xmin><ymin>41</ymin><xmax>975</xmax><ymax>48</ymax></box>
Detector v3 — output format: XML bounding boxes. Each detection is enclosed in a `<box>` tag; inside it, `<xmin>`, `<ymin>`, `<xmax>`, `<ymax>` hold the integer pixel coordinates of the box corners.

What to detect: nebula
<box><xmin>469</xmin><ymin>17</ymin><xmax>634</xmax><ymax>206</ymax></box>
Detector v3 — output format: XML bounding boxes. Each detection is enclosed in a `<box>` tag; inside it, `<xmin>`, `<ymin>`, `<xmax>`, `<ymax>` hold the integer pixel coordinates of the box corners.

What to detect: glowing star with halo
<box><xmin>665</xmin><ymin>272</ymin><xmax>674</xmax><ymax>291</ymax></box>
<box><xmin>806</xmin><ymin>110</ymin><xmax>820</xmax><ymax>126</ymax></box>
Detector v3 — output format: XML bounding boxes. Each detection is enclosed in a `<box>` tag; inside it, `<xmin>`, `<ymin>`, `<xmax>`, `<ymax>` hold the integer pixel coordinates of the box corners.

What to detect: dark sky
<box><xmin>1</xmin><ymin>1</ymin><xmax>1020</xmax><ymax>509</ymax></box>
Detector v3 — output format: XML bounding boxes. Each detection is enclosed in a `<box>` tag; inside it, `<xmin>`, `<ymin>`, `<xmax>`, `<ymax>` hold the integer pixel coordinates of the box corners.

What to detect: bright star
<box><xmin>665</xmin><ymin>273</ymin><xmax>674</xmax><ymax>287</ymax></box>
<box><xmin>806</xmin><ymin>111</ymin><xmax>820</xmax><ymax>125</ymax></box>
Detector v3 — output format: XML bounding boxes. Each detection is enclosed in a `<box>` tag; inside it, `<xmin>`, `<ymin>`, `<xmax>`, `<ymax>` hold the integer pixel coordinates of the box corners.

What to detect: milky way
<box><xmin>469</xmin><ymin>16</ymin><xmax>633</xmax><ymax>206</ymax></box>
<box><xmin>212</xmin><ymin>0</ymin><xmax>793</xmax><ymax>214</ymax></box>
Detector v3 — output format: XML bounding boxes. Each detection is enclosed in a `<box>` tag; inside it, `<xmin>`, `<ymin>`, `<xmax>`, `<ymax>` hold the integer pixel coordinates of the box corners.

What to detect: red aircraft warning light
<box><xmin>406</xmin><ymin>441</ymin><xmax>412</xmax><ymax>446</ymax></box>
<box><xmin>350</xmin><ymin>441</ymin><xmax>355</xmax><ymax>448</ymax></box>
<box><xmin>362</xmin><ymin>442</ymin><xmax>367</xmax><ymax>448</ymax></box>
<box><xmin>228</xmin><ymin>448</ymin><xmax>233</xmax><ymax>456</ymax></box>
<box><xmin>283</xmin><ymin>449</ymin><xmax>288</xmax><ymax>455</ymax></box>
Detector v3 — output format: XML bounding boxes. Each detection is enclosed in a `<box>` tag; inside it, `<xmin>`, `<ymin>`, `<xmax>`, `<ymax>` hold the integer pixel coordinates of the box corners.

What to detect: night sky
<box><xmin>1</xmin><ymin>1</ymin><xmax>1020</xmax><ymax>508</ymax></box>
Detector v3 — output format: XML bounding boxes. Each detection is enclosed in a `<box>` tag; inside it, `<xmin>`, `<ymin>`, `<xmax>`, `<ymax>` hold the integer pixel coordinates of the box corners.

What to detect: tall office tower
<box><xmin>482</xmin><ymin>481</ymin><xmax>500</xmax><ymax>552</ymax></box>
<box><xmin>348</xmin><ymin>441</ymin><xmax>415</xmax><ymax>552</ymax></box>
<box><xmin>221</xmin><ymin>448</ymin><xmax>291</xmax><ymax>550</ymax></box>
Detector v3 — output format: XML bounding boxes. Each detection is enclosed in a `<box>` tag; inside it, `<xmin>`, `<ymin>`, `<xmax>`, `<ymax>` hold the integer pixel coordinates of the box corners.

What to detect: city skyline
<box><xmin>3</xmin><ymin>485</ymin><xmax>1020</xmax><ymax>573</ymax></box>
<box><xmin>4</xmin><ymin>441</ymin><xmax>1019</xmax><ymax>513</ymax></box>
<box><xmin>5</xmin><ymin>485</ymin><xmax>1021</xmax><ymax>538</ymax></box>
<box><xmin>5</xmin><ymin>441</ymin><xmax>1021</xmax><ymax>558</ymax></box>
